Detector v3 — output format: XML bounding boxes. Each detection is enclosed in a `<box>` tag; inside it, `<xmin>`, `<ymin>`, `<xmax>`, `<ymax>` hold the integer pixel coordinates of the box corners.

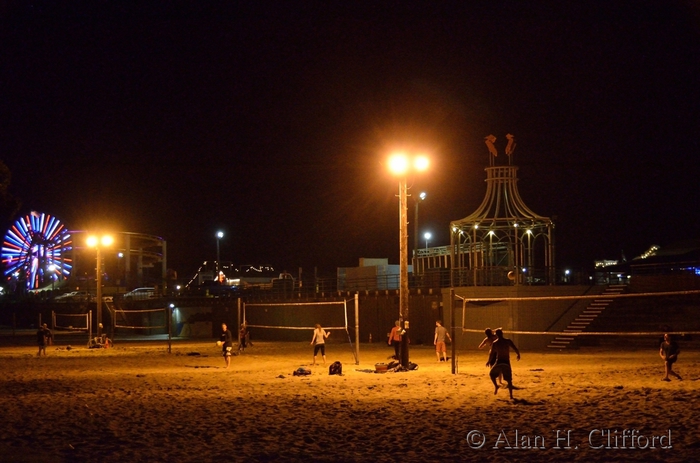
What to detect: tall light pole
<box><xmin>388</xmin><ymin>152</ymin><xmax>429</xmax><ymax>368</ymax></box>
<box><xmin>424</xmin><ymin>231</ymin><xmax>432</xmax><ymax>250</ymax></box>
<box><xmin>216</xmin><ymin>231</ymin><xmax>224</xmax><ymax>276</ymax></box>
<box><xmin>87</xmin><ymin>234</ymin><xmax>113</xmax><ymax>337</ymax></box>
<box><xmin>413</xmin><ymin>191</ymin><xmax>427</xmax><ymax>258</ymax></box>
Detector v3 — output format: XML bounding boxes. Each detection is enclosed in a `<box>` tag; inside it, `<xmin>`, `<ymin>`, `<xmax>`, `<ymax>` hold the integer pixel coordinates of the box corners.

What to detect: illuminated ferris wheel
<box><xmin>2</xmin><ymin>211</ymin><xmax>73</xmax><ymax>290</ymax></box>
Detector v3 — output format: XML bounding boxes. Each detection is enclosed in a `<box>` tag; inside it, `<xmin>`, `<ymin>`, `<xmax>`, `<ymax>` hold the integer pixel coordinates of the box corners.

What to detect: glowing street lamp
<box><xmin>87</xmin><ymin>234</ymin><xmax>113</xmax><ymax>337</ymax></box>
<box><xmin>388</xmin><ymin>151</ymin><xmax>429</xmax><ymax>368</ymax></box>
<box><xmin>216</xmin><ymin>231</ymin><xmax>224</xmax><ymax>275</ymax></box>
<box><xmin>424</xmin><ymin>232</ymin><xmax>432</xmax><ymax>249</ymax></box>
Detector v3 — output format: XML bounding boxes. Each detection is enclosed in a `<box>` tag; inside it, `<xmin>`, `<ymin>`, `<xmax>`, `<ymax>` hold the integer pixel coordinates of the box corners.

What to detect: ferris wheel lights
<box><xmin>3</xmin><ymin>212</ymin><xmax>72</xmax><ymax>290</ymax></box>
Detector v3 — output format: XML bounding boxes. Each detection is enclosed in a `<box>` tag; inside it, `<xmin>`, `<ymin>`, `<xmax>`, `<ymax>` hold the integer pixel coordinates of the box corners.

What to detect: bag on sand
<box><xmin>293</xmin><ymin>367</ymin><xmax>312</xmax><ymax>376</ymax></box>
<box><xmin>328</xmin><ymin>361</ymin><xmax>343</xmax><ymax>376</ymax></box>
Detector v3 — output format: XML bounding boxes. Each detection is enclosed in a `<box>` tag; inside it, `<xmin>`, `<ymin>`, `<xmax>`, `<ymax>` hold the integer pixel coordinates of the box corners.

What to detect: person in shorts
<box><xmin>659</xmin><ymin>333</ymin><xmax>682</xmax><ymax>381</ymax></box>
<box><xmin>387</xmin><ymin>320</ymin><xmax>402</xmax><ymax>360</ymax></box>
<box><xmin>488</xmin><ymin>328</ymin><xmax>521</xmax><ymax>399</ymax></box>
<box><xmin>220</xmin><ymin>323</ymin><xmax>234</xmax><ymax>368</ymax></box>
<box><xmin>433</xmin><ymin>320</ymin><xmax>451</xmax><ymax>362</ymax></box>
<box><xmin>479</xmin><ymin>327</ymin><xmax>504</xmax><ymax>387</ymax></box>
<box><xmin>310</xmin><ymin>323</ymin><xmax>330</xmax><ymax>365</ymax></box>
<box><xmin>36</xmin><ymin>323</ymin><xmax>53</xmax><ymax>357</ymax></box>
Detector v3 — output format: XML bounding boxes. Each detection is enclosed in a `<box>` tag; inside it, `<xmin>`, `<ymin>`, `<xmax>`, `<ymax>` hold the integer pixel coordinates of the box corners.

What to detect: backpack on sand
<box><xmin>328</xmin><ymin>361</ymin><xmax>343</xmax><ymax>375</ymax></box>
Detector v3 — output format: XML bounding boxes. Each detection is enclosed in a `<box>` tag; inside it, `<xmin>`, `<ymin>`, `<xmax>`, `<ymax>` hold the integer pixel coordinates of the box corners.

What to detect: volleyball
<box><xmin>216</xmin><ymin>341</ymin><xmax>223</xmax><ymax>347</ymax></box>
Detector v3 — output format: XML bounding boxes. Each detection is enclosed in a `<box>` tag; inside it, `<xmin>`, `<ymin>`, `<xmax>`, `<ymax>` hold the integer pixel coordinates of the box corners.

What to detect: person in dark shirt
<box><xmin>36</xmin><ymin>323</ymin><xmax>53</xmax><ymax>357</ymax></box>
<box><xmin>488</xmin><ymin>328</ymin><xmax>521</xmax><ymax>399</ymax></box>
<box><xmin>238</xmin><ymin>323</ymin><xmax>249</xmax><ymax>353</ymax></box>
<box><xmin>659</xmin><ymin>333</ymin><xmax>682</xmax><ymax>381</ymax></box>
<box><xmin>220</xmin><ymin>323</ymin><xmax>234</xmax><ymax>368</ymax></box>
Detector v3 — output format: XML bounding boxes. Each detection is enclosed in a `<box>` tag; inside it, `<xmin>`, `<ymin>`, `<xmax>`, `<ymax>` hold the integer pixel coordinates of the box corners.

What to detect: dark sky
<box><xmin>2</xmin><ymin>1</ymin><xmax>699</xmax><ymax>279</ymax></box>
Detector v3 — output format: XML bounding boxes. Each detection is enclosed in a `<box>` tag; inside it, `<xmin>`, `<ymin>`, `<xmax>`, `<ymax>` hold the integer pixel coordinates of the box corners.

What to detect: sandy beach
<box><xmin>0</xmin><ymin>337</ymin><xmax>697</xmax><ymax>463</ymax></box>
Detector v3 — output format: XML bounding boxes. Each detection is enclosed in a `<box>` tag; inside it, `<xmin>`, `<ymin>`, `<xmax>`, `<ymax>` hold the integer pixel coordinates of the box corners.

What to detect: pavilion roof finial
<box><xmin>485</xmin><ymin>134</ymin><xmax>515</xmax><ymax>166</ymax></box>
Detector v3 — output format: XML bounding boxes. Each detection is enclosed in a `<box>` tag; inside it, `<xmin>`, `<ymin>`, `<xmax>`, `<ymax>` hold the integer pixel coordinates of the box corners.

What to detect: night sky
<box><xmin>2</xmin><ymin>1</ymin><xmax>699</xmax><ymax>280</ymax></box>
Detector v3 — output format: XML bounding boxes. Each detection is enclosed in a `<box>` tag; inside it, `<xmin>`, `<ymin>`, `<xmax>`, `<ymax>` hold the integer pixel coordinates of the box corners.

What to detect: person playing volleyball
<box><xmin>433</xmin><ymin>320</ymin><xmax>451</xmax><ymax>362</ymax></box>
<box><xmin>488</xmin><ymin>328</ymin><xmax>520</xmax><ymax>399</ymax></box>
<box><xmin>310</xmin><ymin>323</ymin><xmax>330</xmax><ymax>365</ymax></box>
<box><xmin>660</xmin><ymin>333</ymin><xmax>682</xmax><ymax>381</ymax></box>
<box><xmin>220</xmin><ymin>323</ymin><xmax>235</xmax><ymax>368</ymax></box>
<box><xmin>36</xmin><ymin>323</ymin><xmax>53</xmax><ymax>357</ymax></box>
<box><xmin>479</xmin><ymin>327</ymin><xmax>505</xmax><ymax>387</ymax></box>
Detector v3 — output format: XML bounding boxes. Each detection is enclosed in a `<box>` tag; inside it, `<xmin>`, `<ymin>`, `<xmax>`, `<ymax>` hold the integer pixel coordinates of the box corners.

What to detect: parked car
<box><xmin>123</xmin><ymin>287</ymin><xmax>156</xmax><ymax>300</ymax></box>
<box><xmin>185</xmin><ymin>280</ymin><xmax>239</xmax><ymax>297</ymax></box>
<box><xmin>55</xmin><ymin>291</ymin><xmax>92</xmax><ymax>302</ymax></box>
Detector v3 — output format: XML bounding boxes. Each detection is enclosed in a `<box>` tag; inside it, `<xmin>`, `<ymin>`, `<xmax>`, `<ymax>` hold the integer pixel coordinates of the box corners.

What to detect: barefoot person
<box><xmin>479</xmin><ymin>328</ymin><xmax>504</xmax><ymax>387</ymax></box>
<box><xmin>488</xmin><ymin>328</ymin><xmax>520</xmax><ymax>399</ymax></box>
<box><xmin>36</xmin><ymin>323</ymin><xmax>53</xmax><ymax>357</ymax></box>
<box><xmin>660</xmin><ymin>333</ymin><xmax>682</xmax><ymax>381</ymax></box>
<box><xmin>310</xmin><ymin>324</ymin><xmax>330</xmax><ymax>365</ymax></box>
<box><xmin>220</xmin><ymin>323</ymin><xmax>235</xmax><ymax>368</ymax></box>
<box><xmin>433</xmin><ymin>320</ymin><xmax>451</xmax><ymax>362</ymax></box>
<box><xmin>387</xmin><ymin>321</ymin><xmax>402</xmax><ymax>360</ymax></box>
<box><xmin>478</xmin><ymin>328</ymin><xmax>497</xmax><ymax>351</ymax></box>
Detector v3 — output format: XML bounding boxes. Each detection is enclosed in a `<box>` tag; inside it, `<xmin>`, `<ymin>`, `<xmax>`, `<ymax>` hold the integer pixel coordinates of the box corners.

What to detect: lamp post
<box><xmin>388</xmin><ymin>152</ymin><xmax>429</xmax><ymax>368</ymax></box>
<box><xmin>413</xmin><ymin>192</ymin><xmax>427</xmax><ymax>258</ymax></box>
<box><xmin>87</xmin><ymin>234</ymin><xmax>113</xmax><ymax>337</ymax></box>
<box><xmin>424</xmin><ymin>231</ymin><xmax>432</xmax><ymax>250</ymax></box>
<box><xmin>216</xmin><ymin>231</ymin><xmax>224</xmax><ymax>276</ymax></box>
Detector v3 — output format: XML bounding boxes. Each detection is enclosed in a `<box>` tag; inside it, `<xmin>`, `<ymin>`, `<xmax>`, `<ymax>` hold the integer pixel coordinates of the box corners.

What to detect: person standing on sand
<box><xmin>36</xmin><ymin>323</ymin><xmax>53</xmax><ymax>357</ymax></box>
<box><xmin>434</xmin><ymin>320</ymin><xmax>451</xmax><ymax>362</ymax></box>
<box><xmin>488</xmin><ymin>328</ymin><xmax>520</xmax><ymax>399</ymax></box>
<box><xmin>478</xmin><ymin>328</ymin><xmax>497</xmax><ymax>352</ymax></box>
<box><xmin>220</xmin><ymin>323</ymin><xmax>234</xmax><ymax>368</ymax></box>
<box><xmin>388</xmin><ymin>320</ymin><xmax>402</xmax><ymax>360</ymax></box>
<box><xmin>238</xmin><ymin>323</ymin><xmax>249</xmax><ymax>353</ymax></box>
<box><xmin>479</xmin><ymin>327</ymin><xmax>505</xmax><ymax>387</ymax></box>
<box><xmin>660</xmin><ymin>333</ymin><xmax>682</xmax><ymax>381</ymax></box>
<box><xmin>310</xmin><ymin>323</ymin><xmax>330</xmax><ymax>365</ymax></box>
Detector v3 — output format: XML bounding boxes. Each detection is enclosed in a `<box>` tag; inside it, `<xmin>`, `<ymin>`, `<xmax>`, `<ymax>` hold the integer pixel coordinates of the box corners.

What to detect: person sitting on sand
<box><xmin>659</xmin><ymin>333</ymin><xmax>682</xmax><ymax>381</ymax></box>
<box><xmin>488</xmin><ymin>328</ymin><xmax>520</xmax><ymax>399</ymax></box>
<box><xmin>310</xmin><ymin>324</ymin><xmax>330</xmax><ymax>365</ymax></box>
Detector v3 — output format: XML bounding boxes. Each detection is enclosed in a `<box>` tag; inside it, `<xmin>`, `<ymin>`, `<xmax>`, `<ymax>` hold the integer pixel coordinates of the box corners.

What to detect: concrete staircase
<box><xmin>546</xmin><ymin>284</ymin><xmax>627</xmax><ymax>350</ymax></box>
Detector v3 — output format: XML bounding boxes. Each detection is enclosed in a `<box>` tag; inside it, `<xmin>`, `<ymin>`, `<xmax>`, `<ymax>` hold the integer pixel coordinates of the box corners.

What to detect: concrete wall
<box><xmin>442</xmin><ymin>285</ymin><xmax>605</xmax><ymax>351</ymax></box>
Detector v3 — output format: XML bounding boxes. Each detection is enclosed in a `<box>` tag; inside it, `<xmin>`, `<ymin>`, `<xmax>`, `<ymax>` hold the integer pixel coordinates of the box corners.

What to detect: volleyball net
<box><xmin>453</xmin><ymin>289</ymin><xmax>700</xmax><ymax>352</ymax></box>
<box><xmin>108</xmin><ymin>305</ymin><xmax>172</xmax><ymax>352</ymax></box>
<box><xmin>52</xmin><ymin>311</ymin><xmax>90</xmax><ymax>333</ymax></box>
<box><xmin>243</xmin><ymin>299</ymin><xmax>359</xmax><ymax>363</ymax></box>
